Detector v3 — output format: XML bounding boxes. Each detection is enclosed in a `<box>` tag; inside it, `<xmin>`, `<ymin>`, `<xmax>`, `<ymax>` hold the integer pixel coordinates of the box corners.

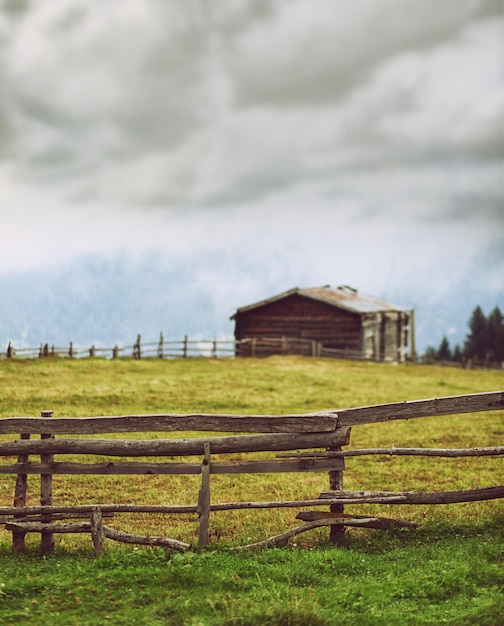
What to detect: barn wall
<box><xmin>234</xmin><ymin>294</ymin><xmax>409</xmax><ymax>361</ymax></box>
<box><xmin>234</xmin><ymin>294</ymin><xmax>363</xmax><ymax>357</ymax></box>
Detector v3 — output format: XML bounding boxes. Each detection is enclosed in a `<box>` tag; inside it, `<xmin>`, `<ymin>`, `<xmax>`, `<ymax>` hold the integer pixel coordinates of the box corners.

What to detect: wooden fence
<box><xmin>0</xmin><ymin>391</ymin><xmax>502</xmax><ymax>554</ymax></box>
<box><xmin>2</xmin><ymin>334</ymin><xmax>236</xmax><ymax>360</ymax></box>
<box><xmin>1</xmin><ymin>334</ymin><xmax>408</xmax><ymax>362</ymax></box>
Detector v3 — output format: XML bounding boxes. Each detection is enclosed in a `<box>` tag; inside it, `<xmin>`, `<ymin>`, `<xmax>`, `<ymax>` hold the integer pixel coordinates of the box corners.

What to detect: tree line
<box><xmin>423</xmin><ymin>305</ymin><xmax>503</xmax><ymax>366</ymax></box>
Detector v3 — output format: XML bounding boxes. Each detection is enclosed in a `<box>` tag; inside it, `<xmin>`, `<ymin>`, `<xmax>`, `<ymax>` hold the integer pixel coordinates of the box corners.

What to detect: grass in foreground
<box><xmin>0</xmin><ymin>519</ymin><xmax>503</xmax><ymax>626</ymax></box>
<box><xmin>0</xmin><ymin>357</ymin><xmax>503</xmax><ymax>624</ymax></box>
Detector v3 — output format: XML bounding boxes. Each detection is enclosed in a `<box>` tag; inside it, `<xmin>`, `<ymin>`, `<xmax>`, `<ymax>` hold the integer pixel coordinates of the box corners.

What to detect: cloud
<box><xmin>0</xmin><ymin>0</ymin><xmax>501</xmax><ymax>358</ymax></box>
<box><xmin>0</xmin><ymin>0</ymin><xmax>501</xmax><ymax>209</ymax></box>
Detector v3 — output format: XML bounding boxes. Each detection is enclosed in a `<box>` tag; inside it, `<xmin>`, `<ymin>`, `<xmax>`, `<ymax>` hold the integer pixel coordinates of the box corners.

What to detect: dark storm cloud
<box><xmin>0</xmin><ymin>0</ymin><xmax>501</xmax><ymax>210</ymax></box>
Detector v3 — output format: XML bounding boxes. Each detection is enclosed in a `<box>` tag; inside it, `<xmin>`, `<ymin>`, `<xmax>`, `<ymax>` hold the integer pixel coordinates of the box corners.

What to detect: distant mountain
<box><xmin>0</xmin><ymin>253</ymin><xmax>502</xmax><ymax>357</ymax></box>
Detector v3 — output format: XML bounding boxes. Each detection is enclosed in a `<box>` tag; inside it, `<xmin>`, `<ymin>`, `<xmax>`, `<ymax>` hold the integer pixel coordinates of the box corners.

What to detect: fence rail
<box><xmin>1</xmin><ymin>335</ymin><xmax>411</xmax><ymax>362</ymax></box>
<box><xmin>0</xmin><ymin>391</ymin><xmax>502</xmax><ymax>553</ymax></box>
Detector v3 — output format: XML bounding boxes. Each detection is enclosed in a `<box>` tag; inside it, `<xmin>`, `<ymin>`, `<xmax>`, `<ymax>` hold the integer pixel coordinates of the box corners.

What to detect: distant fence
<box><xmin>1</xmin><ymin>335</ymin><xmax>406</xmax><ymax>363</ymax></box>
<box><xmin>0</xmin><ymin>391</ymin><xmax>502</xmax><ymax>554</ymax></box>
<box><xmin>1</xmin><ymin>334</ymin><xmax>236</xmax><ymax>360</ymax></box>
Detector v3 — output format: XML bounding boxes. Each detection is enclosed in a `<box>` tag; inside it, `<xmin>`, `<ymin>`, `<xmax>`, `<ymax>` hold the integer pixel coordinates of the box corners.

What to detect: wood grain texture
<box><xmin>0</xmin><ymin>428</ymin><xmax>350</xmax><ymax>457</ymax></box>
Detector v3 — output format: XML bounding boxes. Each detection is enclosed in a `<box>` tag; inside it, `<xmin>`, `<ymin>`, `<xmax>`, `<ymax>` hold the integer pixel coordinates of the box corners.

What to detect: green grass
<box><xmin>0</xmin><ymin>356</ymin><xmax>503</xmax><ymax>624</ymax></box>
<box><xmin>0</xmin><ymin>521</ymin><xmax>503</xmax><ymax>626</ymax></box>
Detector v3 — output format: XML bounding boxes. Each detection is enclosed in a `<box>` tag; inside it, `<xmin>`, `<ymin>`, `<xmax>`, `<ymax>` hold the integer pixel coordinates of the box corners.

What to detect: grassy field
<box><xmin>0</xmin><ymin>356</ymin><xmax>503</xmax><ymax>625</ymax></box>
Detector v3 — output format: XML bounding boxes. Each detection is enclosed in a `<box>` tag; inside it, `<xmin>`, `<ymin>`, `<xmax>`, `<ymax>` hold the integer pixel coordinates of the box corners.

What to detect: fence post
<box><xmin>12</xmin><ymin>432</ymin><xmax>30</xmax><ymax>552</ymax></box>
<box><xmin>91</xmin><ymin>507</ymin><xmax>104</xmax><ymax>557</ymax></box>
<box><xmin>112</xmin><ymin>346</ymin><xmax>119</xmax><ymax>359</ymax></box>
<box><xmin>133</xmin><ymin>335</ymin><xmax>141</xmax><ymax>359</ymax></box>
<box><xmin>157</xmin><ymin>332</ymin><xmax>164</xmax><ymax>359</ymax></box>
<box><xmin>40</xmin><ymin>410</ymin><xmax>55</xmax><ymax>555</ymax></box>
<box><xmin>328</xmin><ymin>444</ymin><xmax>345</xmax><ymax>545</ymax></box>
<box><xmin>7</xmin><ymin>341</ymin><xmax>13</xmax><ymax>358</ymax></box>
<box><xmin>183</xmin><ymin>335</ymin><xmax>188</xmax><ymax>358</ymax></box>
<box><xmin>89</xmin><ymin>345</ymin><xmax>95</xmax><ymax>358</ymax></box>
<box><xmin>69</xmin><ymin>342</ymin><xmax>73</xmax><ymax>358</ymax></box>
<box><xmin>198</xmin><ymin>442</ymin><xmax>211</xmax><ymax>547</ymax></box>
<box><xmin>212</xmin><ymin>338</ymin><xmax>217</xmax><ymax>358</ymax></box>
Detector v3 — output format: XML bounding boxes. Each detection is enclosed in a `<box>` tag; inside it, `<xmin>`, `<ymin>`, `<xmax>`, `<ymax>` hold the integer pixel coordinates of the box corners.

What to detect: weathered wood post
<box><xmin>183</xmin><ymin>335</ymin><xmax>188</xmax><ymax>358</ymax></box>
<box><xmin>6</xmin><ymin>341</ymin><xmax>13</xmax><ymax>358</ymax></box>
<box><xmin>212</xmin><ymin>338</ymin><xmax>217</xmax><ymax>358</ymax></box>
<box><xmin>12</xmin><ymin>432</ymin><xmax>30</xmax><ymax>552</ymax></box>
<box><xmin>89</xmin><ymin>345</ymin><xmax>96</xmax><ymax>358</ymax></box>
<box><xmin>113</xmin><ymin>345</ymin><xmax>119</xmax><ymax>359</ymax></box>
<box><xmin>69</xmin><ymin>342</ymin><xmax>73</xmax><ymax>358</ymax></box>
<box><xmin>40</xmin><ymin>410</ymin><xmax>55</xmax><ymax>555</ymax></box>
<box><xmin>157</xmin><ymin>332</ymin><xmax>164</xmax><ymax>359</ymax></box>
<box><xmin>198</xmin><ymin>442</ymin><xmax>211</xmax><ymax>547</ymax></box>
<box><xmin>328</xmin><ymin>444</ymin><xmax>345</xmax><ymax>545</ymax></box>
<box><xmin>91</xmin><ymin>507</ymin><xmax>104</xmax><ymax>557</ymax></box>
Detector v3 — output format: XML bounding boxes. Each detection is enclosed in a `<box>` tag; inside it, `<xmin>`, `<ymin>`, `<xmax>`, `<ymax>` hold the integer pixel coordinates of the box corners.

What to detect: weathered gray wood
<box><xmin>0</xmin><ymin>458</ymin><xmax>344</xmax><ymax>476</ymax></box>
<box><xmin>6</xmin><ymin>521</ymin><xmax>90</xmax><ymax>533</ymax></box>
<box><xmin>90</xmin><ymin>508</ymin><xmax>104</xmax><ymax>556</ymax></box>
<box><xmin>4</xmin><ymin>512</ymin><xmax>114</xmax><ymax>522</ymax></box>
<box><xmin>0</xmin><ymin>413</ymin><xmax>338</xmax><ymax>435</ymax></box>
<box><xmin>198</xmin><ymin>442</ymin><xmax>211</xmax><ymax>547</ymax></box>
<box><xmin>40</xmin><ymin>410</ymin><xmax>54</xmax><ymax>555</ymax></box>
<box><xmin>1</xmin><ymin>485</ymin><xmax>501</xmax><ymax>520</ymax></box>
<box><xmin>12</xmin><ymin>433</ymin><xmax>30</xmax><ymax>552</ymax></box>
<box><xmin>328</xmin><ymin>443</ymin><xmax>344</xmax><ymax>544</ymax></box>
<box><xmin>237</xmin><ymin>517</ymin><xmax>408</xmax><ymax>550</ymax></box>
<box><xmin>5</xmin><ymin>521</ymin><xmax>190</xmax><ymax>551</ymax></box>
<box><xmin>101</xmin><ymin>526</ymin><xmax>191</xmax><ymax>551</ymax></box>
<box><xmin>319</xmin><ymin>486</ymin><xmax>504</xmax><ymax>504</ymax></box>
<box><xmin>296</xmin><ymin>511</ymin><xmax>418</xmax><ymax>528</ymax></box>
<box><xmin>0</xmin><ymin>428</ymin><xmax>350</xmax><ymax>457</ymax></box>
<box><xmin>277</xmin><ymin>446</ymin><xmax>504</xmax><ymax>458</ymax></box>
<box><xmin>333</xmin><ymin>391</ymin><xmax>504</xmax><ymax>427</ymax></box>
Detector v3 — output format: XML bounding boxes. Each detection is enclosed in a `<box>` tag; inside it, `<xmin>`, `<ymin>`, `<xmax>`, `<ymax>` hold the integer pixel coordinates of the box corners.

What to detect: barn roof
<box><xmin>231</xmin><ymin>285</ymin><xmax>410</xmax><ymax>319</ymax></box>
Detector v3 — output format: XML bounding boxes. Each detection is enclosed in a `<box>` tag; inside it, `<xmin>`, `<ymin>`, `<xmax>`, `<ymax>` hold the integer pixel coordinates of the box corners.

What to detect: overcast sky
<box><xmin>0</xmin><ymin>0</ymin><xmax>503</xmax><ymax>349</ymax></box>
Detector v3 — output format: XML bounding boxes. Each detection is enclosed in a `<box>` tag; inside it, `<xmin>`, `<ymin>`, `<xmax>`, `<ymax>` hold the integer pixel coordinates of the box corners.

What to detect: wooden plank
<box><xmin>0</xmin><ymin>413</ymin><xmax>338</xmax><ymax>434</ymax></box>
<box><xmin>1</xmin><ymin>392</ymin><xmax>499</xmax><ymax>436</ymax></box>
<box><xmin>12</xmin><ymin>433</ymin><xmax>30</xmax><ymax>552</ymax></box>
<box><xmin>237</xmin><ymin>518</ymin><xmax>404</xmax><ymax>550</ymax></box>
<box><xmin>0</xmin><ymin>458</ymin><xmax>344</xmax><ymax>475</ymax></box>
<box><xmin>1</xmin><ymin>485</ymin><xmax>501</xmax><ymax>520</ymax></box>
<box><xmin>328</xmin><ymin>442</ymin><xmax>344</xmax><ymax>544</ymax></box>
<box><xmin>5</xmin><ymin>522</ymin><xmax>190</xmax><ymax>551</ymax></box>
<box><xmin>90</xmin><ymin>508</ymin><xmax>104</xmax><ymax>556</ymax></box>
<box><xmin>40</xmin><ymin>410</ymin><xmax>54</xmax><ymax>555</ymax></box>
<box><xmin>334</xmin><ymin>391</ymin><xmax>504</xmax><ymax>427</ymax></box>
<box><xmin>0</xmin><ymin>428</ymin><xmax>350</xmax><ymax>457</ymax></box>
<box><xmin>198</xmin><ymin>442</ymin><xmax>211</xmax><ymax>547</ymax></box>
<box><xmin>296</xmin><ymin>512</ymin><xmax>417</xmax><ymax>528</ymax></box>
<box><xmin>319</xmin><ymin>486</ymin><xmax>504</xmax><ymax>504</ymax></box>
<box><xmin>277</xmin><ymin>446</ymin><xmax>504</xmax><ymax>458</ymax></box>
<box><xmin>6</xmin><ymin>521</ymin><xmax>91</xmax><ymax>533</ymax></box>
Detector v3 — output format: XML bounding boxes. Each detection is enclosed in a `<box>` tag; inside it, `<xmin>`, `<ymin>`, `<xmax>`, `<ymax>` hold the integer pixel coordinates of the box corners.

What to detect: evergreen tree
<box><xmin>422</xmin><ymin>345</ymin><xmax>437</xmax><ymax>364</ymax></box>
<box><xmin>487</xmin><ymin>307</ymin><xmax>503</xmax><ymax>361</ymax></box>
<box><xmin>437</xmin><ymin>336</ymin><xmax>451</xmax><ymax>361</ymax></box>
<box><xmin>452</xmin><ymin>344</ymin><xmax>463</xmax><ymax>363</ymax></box>
<box><xmin>464</xmin><ymin>305</ymin><xmax>488</xmax><ymax>361</ymax></box>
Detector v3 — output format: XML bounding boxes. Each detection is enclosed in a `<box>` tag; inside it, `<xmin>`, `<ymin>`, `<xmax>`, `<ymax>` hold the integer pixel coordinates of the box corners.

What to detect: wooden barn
<box><xmin>231</xmin><ymin>285</ymin><xmax>413</xmax><ymax>362</ymax></box>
